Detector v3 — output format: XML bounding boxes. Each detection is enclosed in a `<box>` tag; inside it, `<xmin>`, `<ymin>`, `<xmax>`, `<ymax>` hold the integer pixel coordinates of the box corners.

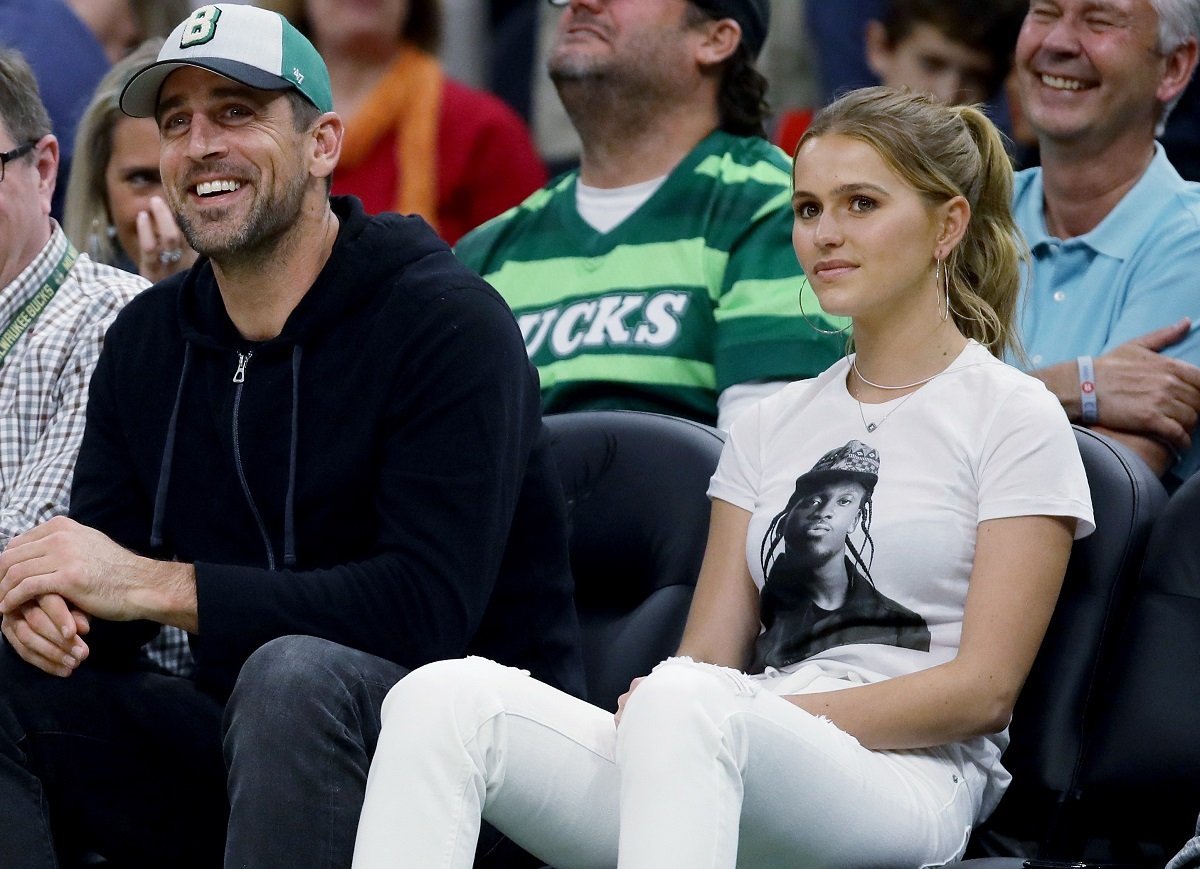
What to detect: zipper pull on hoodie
<box><xmin>233</xmin><ymin>351</ymin><xmax>251</xmax><ymax>383</ymax></box>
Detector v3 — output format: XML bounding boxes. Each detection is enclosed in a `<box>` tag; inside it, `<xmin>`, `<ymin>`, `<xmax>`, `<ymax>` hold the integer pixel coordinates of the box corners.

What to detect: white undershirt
<box><xmin>575</xmin><ymin>175</ymin><xmax>669</xmax><ymax>233</ymax></box>
<box><xmin>575</xmin><ymin>176</ymin><xmax>789</xmax><ymax>421</ymax></box>
<box><xmin>717</xmin><ymin>381</ymin><xmax>792</xmax><ymax>431</ymax></box>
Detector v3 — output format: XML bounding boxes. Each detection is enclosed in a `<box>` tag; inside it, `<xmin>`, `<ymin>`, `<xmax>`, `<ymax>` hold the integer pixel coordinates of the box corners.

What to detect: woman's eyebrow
<box><xmin>792</xmin><ymin>182</ymin><xmax>890</xmax><ymax>201</ymax></box>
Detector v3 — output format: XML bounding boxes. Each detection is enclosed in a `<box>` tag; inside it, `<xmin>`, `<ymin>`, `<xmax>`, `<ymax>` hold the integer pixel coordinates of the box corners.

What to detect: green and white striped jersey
<box><xmin>457</xmin><ymin>131</ymin><xmax>847</xmax><ymax>423</ymax></box>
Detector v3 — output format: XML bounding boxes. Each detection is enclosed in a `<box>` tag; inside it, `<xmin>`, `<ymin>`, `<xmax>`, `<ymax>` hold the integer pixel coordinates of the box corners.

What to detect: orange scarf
<box><xmin>337</xmin><ymin>46</ymin><xmax>443</xmax><ymax>230</ymax></box>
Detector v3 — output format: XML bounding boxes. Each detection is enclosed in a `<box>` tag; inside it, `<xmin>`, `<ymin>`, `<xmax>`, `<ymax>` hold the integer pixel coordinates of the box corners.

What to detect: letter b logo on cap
<box><xmin>181</xmin><ymin>5</ymin><xmax>222</xmax><ymax>48</ymax></box>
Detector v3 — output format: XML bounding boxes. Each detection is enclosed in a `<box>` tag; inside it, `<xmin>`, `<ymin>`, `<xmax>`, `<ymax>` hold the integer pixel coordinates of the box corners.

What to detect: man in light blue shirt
<box><xmin>1012</xmin><ymin>0</ymin><xmax>1200</xmax><ymax>483</ymax></box>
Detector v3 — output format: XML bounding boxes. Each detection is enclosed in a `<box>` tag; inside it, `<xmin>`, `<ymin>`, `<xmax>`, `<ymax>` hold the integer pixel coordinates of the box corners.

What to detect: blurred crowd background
<box><xmin>4</xmin><ymin>0</ymin><xmax>1200</xmax><ymax>228</ymax></box>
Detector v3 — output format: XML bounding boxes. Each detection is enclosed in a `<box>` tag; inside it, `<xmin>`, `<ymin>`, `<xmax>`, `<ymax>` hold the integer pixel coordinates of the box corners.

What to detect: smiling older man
<box><xmin>1012</xmin><ymin>0</ymin><xmax>1200</xmax><ymax>486</ymax></box>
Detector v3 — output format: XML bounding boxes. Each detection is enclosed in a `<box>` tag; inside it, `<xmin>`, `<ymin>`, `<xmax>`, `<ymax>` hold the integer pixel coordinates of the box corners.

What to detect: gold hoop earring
<box><xmin>935</xmin><ymin>258</ymin><xmax>950</xmax><ymax>321</ymax></box>
<box><xmin>799</xmin><ymin>287</ymin><xmax>851</xmax><ymax>336</ymax></box>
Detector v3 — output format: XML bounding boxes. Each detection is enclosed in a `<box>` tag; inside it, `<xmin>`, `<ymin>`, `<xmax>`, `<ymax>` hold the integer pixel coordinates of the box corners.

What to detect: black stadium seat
<box><xmin>963</xmin><ymin>428</ymin><xmax>1167</xmax><ymax>864</ymax></box>
<box><xmin>1068</xmin><ymin>468</ymin><xmax>1200</xmax><ymax>865</ymax></box>
<box><xmin>543</xmin><ymin>410</ymin><xmax>725</xmax><ymax>712</ymax></box>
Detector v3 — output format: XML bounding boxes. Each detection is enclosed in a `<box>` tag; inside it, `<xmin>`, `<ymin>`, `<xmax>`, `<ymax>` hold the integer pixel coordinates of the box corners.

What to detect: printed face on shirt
<box><xmin>753</xmin><ymin>442</ymin><xmax>934</xmax><ymax>670</ymax></box>
<box><xmin>782</xmin><ymin>480</ymin><xmax>866</xmax><ymax>566</ymax></box>
<box><xmin>791</xmin><ymin>134</ymin><xmax>948</xmax><ymax>331</ymax></box>
<box><xmin>155</xmin><ymin>67</ymin><xmax>312</xmax><ymax>263</ymax></box>
<box><xmin>1015</xmin><ymin>0</ymin><xmax>1189</xmax><ymax>148</ymax></box>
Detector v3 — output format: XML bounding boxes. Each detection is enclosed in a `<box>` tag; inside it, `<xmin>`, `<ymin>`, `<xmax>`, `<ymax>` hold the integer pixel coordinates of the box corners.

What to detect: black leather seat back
<box><xmin>967</xmin><ymin>428</ymin><xmax>1167</xmax><ymax>857</ymax></box>
<box><xmin>1075</xmin><ymin>471</ymin><xmax>1200</xmax><ymax>859</ymax></box>
<box><xmin>544</xmin><ymin>411</ymin><xmax>725</xmax><ymax>712</ymax></box>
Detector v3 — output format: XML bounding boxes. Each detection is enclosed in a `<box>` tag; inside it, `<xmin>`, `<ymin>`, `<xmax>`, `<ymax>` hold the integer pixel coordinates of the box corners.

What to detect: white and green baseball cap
<box><xmin>120</xmin><ymin>3</ymin><xmax>333</xmax><ymax>118</ymax></box>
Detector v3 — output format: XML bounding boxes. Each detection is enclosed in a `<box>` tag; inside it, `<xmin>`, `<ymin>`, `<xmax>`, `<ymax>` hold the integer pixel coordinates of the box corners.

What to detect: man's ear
<box><xmin>35</xmin><ymin>134</ymin><xmax>59</xmax><ymax>213</ymax></box>
<box><xmin>695</xmin><ymin>17</ymin><xmax>742</xmax><ymax>67</ymax></box>
<box><xmin>309</xmin><ymin>112</ymin><xmax>343</xmax><ymax>181</ymax></box>
<box><xmin>1158</xmin><ymin>36</ymin><xmax>1198</xmax><ymax>108</ymax></box>
<box><xmin>864</xmin><ymin>20</ymin><xmax>893</xmax><ymax>81</ymax></box>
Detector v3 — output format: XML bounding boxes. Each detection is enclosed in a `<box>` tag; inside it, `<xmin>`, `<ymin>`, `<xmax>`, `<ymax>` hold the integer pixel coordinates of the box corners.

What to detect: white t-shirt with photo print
<box><xmin>708</xmin><ymin>339</ymin><xmax>1094</xmax><ymax>820</ymax></box>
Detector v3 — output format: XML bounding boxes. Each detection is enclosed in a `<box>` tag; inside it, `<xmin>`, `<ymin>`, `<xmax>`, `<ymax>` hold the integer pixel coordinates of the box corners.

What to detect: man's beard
<box><xmin>548</xmin><ymin>36</ymin><xmax>685</xmax><ymax>134</ymax></box>
<box><xmin>174</xmin><ymin>170</ymin><xmax>308</xmax><ymax>265</ymax></box>
<box><xmin>548</xmin><ymin>46</ymin><xmax>610</xmax><ymax>85</ymax></box>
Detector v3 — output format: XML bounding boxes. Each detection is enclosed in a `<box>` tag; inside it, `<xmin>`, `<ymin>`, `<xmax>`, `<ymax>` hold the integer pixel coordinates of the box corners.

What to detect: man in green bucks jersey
<box><xmin>457</xmin><ymin>0</ymin><xmax>846</xmax><ymax>429</ymax></box>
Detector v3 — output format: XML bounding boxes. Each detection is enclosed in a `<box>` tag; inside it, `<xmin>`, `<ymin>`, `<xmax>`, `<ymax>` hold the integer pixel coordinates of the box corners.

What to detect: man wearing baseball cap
<box><xmin>0</xmin><ymin>5</ymin><xmax>583</xmax><ymax>868</ymax></box>
<box><xmin>458</xmin><ymin>0</ymin><xmax>843</xmax><ymax>432</ymax></box>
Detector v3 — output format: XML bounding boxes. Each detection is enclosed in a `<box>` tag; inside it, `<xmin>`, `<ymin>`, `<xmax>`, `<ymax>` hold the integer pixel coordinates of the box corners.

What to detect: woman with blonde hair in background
<box><xmin>350</xmin><ymin>86</ymin><xmax>1095</xmax><ymax>869</ymax></box>
<box><xmin>63</xmin><ymin>39</ymin><xmax>197</xmax><ymax>285</ymax></box>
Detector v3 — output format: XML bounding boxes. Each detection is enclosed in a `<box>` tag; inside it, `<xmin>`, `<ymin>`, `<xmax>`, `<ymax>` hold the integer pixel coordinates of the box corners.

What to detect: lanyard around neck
<box><xmin>0</xmin><ymin>241</ymin><xmax>78</xmax><ymax>368</ymax></box>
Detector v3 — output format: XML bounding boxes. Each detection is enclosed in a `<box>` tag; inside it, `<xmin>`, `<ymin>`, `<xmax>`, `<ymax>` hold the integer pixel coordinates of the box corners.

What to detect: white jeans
<box><xmin>352</xmin><ymin>657</ymin><xmax>975</xmax><ymax>869</ymax></box>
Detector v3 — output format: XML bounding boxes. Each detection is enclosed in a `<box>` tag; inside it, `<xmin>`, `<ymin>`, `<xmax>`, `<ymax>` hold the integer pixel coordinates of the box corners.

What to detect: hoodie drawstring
<box><xmin>150</xmin><ymin>342</ymin><xmax>192</xmax><ymax>550</ymax></box>
<box><xmin>283</xmin><ymin>345</ymin><xmax>301</xmax><ymax>567</ymax></box>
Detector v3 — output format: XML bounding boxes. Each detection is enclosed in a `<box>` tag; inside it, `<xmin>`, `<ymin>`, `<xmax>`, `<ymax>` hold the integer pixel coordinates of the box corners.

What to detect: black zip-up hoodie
<box><xmin>70</xmin><ymin>197</ymin><xmax>585</xmax><ymax>699</ymax></box>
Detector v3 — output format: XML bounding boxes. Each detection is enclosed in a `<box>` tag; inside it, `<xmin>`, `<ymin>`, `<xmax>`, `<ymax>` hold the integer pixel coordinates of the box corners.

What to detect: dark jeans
<box><xmin>0</xmin><ymin>634</ymin><xmax>542</xmax><ymax>869</ymax></box>
<box><xmin>0</xmin><ymin>635</ymin><xmax>399</xmax><ymax>869</ymax></box>
<box><xmin>224</xmin><ymin>636</ymin><xmax>544</xmax><ymax>869</ymax></box>
<box><xmin>223</xmin><ymin>635</ymin><xmax>407</xmax><ymax>868</ymax></box>
<box><xmin>0</xmin><ymin>641</ymin><xmax>227</xmax><ymax>869</ymax></box>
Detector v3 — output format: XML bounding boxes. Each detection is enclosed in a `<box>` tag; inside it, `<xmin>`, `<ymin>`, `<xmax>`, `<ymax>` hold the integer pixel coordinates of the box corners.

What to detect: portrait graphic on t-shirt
<box><xmin>753</xmin><ymin>439</ymin><xmax>931</xmax><ymax>671</ymax></box>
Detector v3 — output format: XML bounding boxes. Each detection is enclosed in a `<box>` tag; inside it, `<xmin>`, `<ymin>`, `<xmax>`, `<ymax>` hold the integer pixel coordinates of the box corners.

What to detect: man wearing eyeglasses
<box><xmin>0</xmin><ymin>49</ymin><xmax>146</xmax><ymax>554</ymax></box>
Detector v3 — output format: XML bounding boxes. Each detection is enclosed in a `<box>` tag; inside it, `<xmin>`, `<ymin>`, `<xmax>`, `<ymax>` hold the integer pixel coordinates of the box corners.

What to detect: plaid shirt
<box><xmin>0</xmin><ymin>224</ymin><xmax>148</xmax><ymax>548</ymax></box>
<box><xmin>0</xmin><ymin>227</ymin><xmax>199</xmax><ymax>677</ymax></box>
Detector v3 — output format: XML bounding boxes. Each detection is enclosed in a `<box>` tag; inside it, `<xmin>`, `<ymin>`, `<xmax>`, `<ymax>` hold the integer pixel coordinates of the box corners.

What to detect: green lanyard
<box><xmin>0</xmin><ymin>241</ymin><xmax>78</xmax><ymax>368</ymax></box>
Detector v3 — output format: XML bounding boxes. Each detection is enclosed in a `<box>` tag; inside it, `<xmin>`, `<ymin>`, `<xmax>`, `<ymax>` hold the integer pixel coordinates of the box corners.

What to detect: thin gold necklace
<box><xmin>855</xmin><ymin>390</ymin><xmax>922</xmax><ymax>433</ymax></box>
<box><xmin>851</xmin><ymin>356</ymin><xmax>943</xmax><ymax>390</ymax></box>
<box><xmin>852</xmin><ymin>357</ymin><xmax>986</xmax><ymax>432</ymax></box>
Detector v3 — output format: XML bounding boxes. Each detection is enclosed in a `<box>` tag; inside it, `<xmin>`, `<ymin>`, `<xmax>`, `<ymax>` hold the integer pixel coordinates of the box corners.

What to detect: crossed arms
<box><xmin>1032</xmin><ymin>318</ymin><xmax>1200</xmax><ymax>476</ymax></box>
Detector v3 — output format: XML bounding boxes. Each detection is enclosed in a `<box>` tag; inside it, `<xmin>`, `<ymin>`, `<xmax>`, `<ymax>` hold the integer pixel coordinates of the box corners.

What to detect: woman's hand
<box><xmin>135</xmin><ymin>195</ymin><xmax>198</xmax><ymax>283</ymax></box>
<box><xmin>615</xmin><ymin>676</ymin><xmax>645</xmax><ymax>726</ymax></box>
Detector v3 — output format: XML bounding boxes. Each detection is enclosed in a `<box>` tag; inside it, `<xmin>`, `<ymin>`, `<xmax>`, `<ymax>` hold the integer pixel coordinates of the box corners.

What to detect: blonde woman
<box><xmin>63</xmin><ymin>40</ymin><xmax>197</xmax><ymax>284</ymax></box>
<box><xmin>351</xmin><ymin>87</ymin><xmax>1095</xmax><ymax>869</ymax></box>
